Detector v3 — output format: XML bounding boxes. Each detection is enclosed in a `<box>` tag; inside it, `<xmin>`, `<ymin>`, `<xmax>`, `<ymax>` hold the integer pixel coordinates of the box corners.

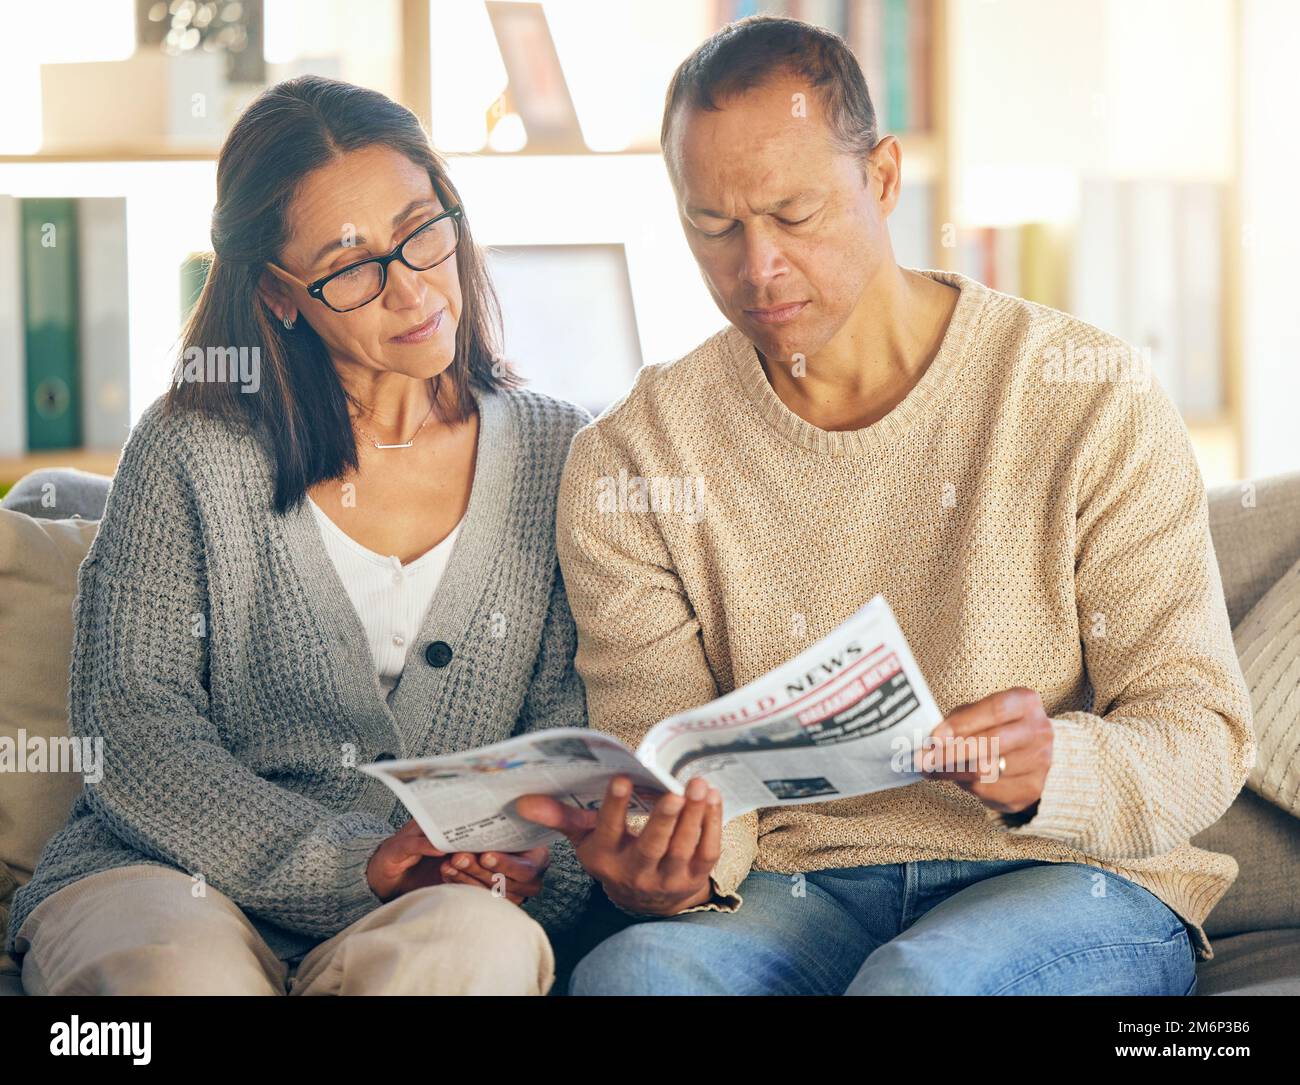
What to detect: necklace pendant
<box><xmin>373</xmin><ymin>439</ymin><xmax>415</xmax><ymax>449</ymax></box>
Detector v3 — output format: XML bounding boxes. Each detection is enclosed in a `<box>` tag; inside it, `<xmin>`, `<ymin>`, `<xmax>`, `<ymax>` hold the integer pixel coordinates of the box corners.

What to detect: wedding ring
<box><xmin>997</xmin><ymin>755</ymin><xmax>1007</xmax><ymax>776</ymax></box>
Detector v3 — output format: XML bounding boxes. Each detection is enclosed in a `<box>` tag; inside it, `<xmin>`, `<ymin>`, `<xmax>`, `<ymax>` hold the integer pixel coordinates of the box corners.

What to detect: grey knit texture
<box><xmin>6</xmin><ymin>384</ymin><xmax>595</xmax><ymax>964</ymax></box>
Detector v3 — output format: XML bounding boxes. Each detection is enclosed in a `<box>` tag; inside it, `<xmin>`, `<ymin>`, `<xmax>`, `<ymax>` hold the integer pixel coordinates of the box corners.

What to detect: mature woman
<box><xmin>4</xmin><ymin>75</ymin><xmax>593</xmax><ymax>995</ymax></box>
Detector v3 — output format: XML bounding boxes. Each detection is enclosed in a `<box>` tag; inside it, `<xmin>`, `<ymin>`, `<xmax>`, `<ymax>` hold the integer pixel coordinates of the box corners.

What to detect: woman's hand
<box><xmin>366</xmin><ymin>818</ymin><xmax>449</xmax><ymax>903</ymax></box>
<box><xmin>439</xmin><ymin>846</ymin><xmax>551</xmax><ymax>905</ymax></box>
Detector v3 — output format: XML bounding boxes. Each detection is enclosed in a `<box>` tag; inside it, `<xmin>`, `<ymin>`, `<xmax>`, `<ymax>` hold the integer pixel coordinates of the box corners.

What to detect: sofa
<box><xmin>2</xmin><ymin>466</ymin><xmax>1298</xmax><ymax>996</ymax></box>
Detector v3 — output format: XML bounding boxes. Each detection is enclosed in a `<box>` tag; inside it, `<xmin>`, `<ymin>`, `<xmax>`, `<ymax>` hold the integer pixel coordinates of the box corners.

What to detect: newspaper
<box><xmin>359</xmin><ymin>594</ymin><xmax>944</xmax><ymax>853</ymax></box>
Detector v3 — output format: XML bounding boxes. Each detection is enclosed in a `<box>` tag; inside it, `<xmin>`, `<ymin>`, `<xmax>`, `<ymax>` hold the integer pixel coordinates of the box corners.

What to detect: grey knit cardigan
<box><xmin>6</xmin><ymin>385</ymin><xmax>595</xmax><ymax>964</ymax></box>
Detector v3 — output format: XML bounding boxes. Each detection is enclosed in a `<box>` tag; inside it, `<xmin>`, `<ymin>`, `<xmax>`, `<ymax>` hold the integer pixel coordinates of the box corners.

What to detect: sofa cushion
<box><xmin>0</xmin><ymin>467</ymin><xmax>110</xmax><ymax>522</ymax></box>
<box><xmin>1194</xmin><ymin>928</ymin><xmax>1300</xmax><ymax>995</ymax></box>
<box><xmin>1232</xmin><ymin>552</ymin><xmax>1300</xmax><ymax>816</ymax></box>
<box><xmin>0</xmin><ymin>509</ymin><xmax>99</xmax><ymax>975</ymax></box>
<box><xmin>1207</xmin><ymin>471</ymin><xmax>1300</xmax><ymax>626</ymax></box>
<box><xmin>1192</xmin><ymin>786</ymin><xmax>1300</xmax><ymax>937</ymax></box>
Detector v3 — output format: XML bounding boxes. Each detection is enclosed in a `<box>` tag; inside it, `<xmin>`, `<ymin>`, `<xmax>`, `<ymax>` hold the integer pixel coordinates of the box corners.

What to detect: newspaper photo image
<box><xmin>359</xmin><ymin>594</ymin><xmax>946</xmax><ymax>854</ymax></box>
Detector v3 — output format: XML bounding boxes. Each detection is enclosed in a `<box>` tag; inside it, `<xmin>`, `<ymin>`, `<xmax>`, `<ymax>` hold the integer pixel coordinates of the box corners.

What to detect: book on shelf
<box><xmin>882</xmin><ymin>0</ymin><xmax>910</xmax><ymax>133</ymax></box>
<box><xmin>77</xmin><ymin>198</ymin><xmax>131</xmax><ymax>452</ymax></box>
<box><xmin>907</xmin><ymin>0</ymin><xmax>932</xmax><ymax>131</ymax></box>
<box><xmin>0</xmin><ymin>197</ymin><xmax>24</xmax><ymax>458</ymax></box>
<box><xmin>3</xmin><ymin>196</ymin><xmax>134</xmax><ymax>459</ymax></box>
<box><xmin>711</xmin><ymin>0</ymin><xmax>934</xmax><ymax>136</ymax></box>
<box><xmin>20</xmin><ymin>198</ymin><xmax>81</xmax><ymax>452</ymax></box>
<box><xmin>1174</xmin><ymin>183</ymin><xmax>1225</xmax><ymax>419</ymax></box>
<box><xmin>851</xmin><ymin>0</ymin><xmax>889</xmax><ymax>131</ymax></box>
<box><xmin>1125</xmin><ymin>180</ymin><xmax>1182</xmax><ymax>405</ymax></box>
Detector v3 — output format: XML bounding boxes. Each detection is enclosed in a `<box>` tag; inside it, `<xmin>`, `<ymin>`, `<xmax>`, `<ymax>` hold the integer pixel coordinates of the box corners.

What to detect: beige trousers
<box><xmin>14</xmin><ymin>863</ymin><xmax>555</xmax><ymax>995</ymax></box>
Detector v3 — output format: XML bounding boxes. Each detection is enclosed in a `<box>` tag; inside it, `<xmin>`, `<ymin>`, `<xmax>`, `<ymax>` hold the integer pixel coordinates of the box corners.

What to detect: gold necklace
<box><xmin>353</xmin><ymin>396</ymin><xmax>437</xmax><ymax>450</ymax></box>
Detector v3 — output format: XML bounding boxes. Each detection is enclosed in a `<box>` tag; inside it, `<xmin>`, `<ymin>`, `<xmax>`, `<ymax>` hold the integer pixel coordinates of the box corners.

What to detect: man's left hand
<box><xmin>919</xmin><ymin>687</ymin><xmax>1054</xmax><ymax>816</ymax></box>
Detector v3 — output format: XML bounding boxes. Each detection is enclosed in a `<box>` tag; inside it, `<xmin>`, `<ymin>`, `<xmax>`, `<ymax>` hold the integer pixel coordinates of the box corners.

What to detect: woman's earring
<box><xmin>282</xmin><ymin>314</ymin><xmax>295</xmax><ymax>331</ymax></box>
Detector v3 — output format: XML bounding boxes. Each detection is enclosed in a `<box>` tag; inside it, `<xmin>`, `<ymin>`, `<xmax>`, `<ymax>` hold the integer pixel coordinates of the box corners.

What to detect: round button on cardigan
<box><xmin>424</xmin><ymin>640</ymin><xmax>453</xmax><ymax>668</ymax></box>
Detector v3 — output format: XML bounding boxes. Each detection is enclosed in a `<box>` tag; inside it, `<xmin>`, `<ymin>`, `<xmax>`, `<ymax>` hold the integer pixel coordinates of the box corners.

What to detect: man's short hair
<box><xmin>660</xmin><ymin>15</ymin><xmax>880</xmax><ymax>164</ymax></box>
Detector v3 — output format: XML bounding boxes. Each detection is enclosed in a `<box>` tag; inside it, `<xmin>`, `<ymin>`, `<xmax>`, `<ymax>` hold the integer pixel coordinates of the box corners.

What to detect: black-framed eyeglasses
<box><xmin>268</xmin><ymin>206</ymin><xmax>463</xmax><ymax>314</ymax></box>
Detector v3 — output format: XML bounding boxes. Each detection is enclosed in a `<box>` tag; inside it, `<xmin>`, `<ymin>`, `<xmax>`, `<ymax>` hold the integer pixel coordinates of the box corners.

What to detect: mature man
<box><xmin>518</xmin><ymin>15</ymin><xmax>1253</xmax><ymax>995</ymax></box>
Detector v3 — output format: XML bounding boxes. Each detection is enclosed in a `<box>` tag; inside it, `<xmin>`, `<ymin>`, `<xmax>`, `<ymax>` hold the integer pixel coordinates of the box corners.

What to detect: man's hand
<box><xmin>515</xmin><ymin>775</ymin><xmax>722</xmax><ymax>915</ymax></box>
<box><xmin>920</xmin><ymin>687</ymin><xmax>1054</xmax><ymax>816</ymax></box>
<box><xmin>437</xmin><ymin>846</ymin><xmax>551</xmax><ymax>905</ymax></box>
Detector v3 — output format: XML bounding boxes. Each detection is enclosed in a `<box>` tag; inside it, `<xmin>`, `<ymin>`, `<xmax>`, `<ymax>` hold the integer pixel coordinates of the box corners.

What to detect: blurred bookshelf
<box><xmin>0</xmin><ymin>0</ymin><xmax>1252</xmax><ymax>484</ymax></box>
<box><xmin>939</xmin><ymin>0</ymin><xmax>1245</xmax><ymax>482</ymax></box>
<box><xmin>0</xmin><ymin>0</ymin><xmax>953</xmax><ymax>485</ymax></box>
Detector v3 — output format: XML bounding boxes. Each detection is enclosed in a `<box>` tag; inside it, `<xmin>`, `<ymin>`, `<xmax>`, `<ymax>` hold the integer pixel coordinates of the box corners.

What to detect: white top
<box><xmin>307</xmin><ymin>496</ymin><xmax>463</xmax><ymax>700</ymax></box>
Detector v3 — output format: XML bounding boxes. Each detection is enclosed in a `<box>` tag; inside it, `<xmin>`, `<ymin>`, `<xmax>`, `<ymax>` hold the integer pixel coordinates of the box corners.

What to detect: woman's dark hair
<box><xmin>165</xmin><ymin>74</ymin><xmax>517</xmax><ymax>514</ymax></box>
<box><xmin>661</xmin><ymin>15</ymin><xmax>878</xmax><ymax>167</ymax></box>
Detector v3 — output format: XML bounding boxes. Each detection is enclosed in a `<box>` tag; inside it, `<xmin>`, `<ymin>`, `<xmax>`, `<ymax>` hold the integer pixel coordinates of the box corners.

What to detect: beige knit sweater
<box><xmin>556</xmin><ymin>268</ymin><xmax>1255</xmax><ymax>962</ymax></box>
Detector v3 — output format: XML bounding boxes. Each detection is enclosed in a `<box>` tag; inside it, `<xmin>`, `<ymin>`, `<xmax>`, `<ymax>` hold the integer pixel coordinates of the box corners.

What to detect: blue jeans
<box><xmin>569</xmin><ymin>859</ymin><xmax>1199</xmax><ymax>995</ymax></box>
